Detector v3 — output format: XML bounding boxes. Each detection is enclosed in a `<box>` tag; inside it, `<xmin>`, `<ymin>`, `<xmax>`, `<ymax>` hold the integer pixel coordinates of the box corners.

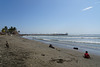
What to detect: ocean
<box><xmin>22</xmin><ymin>34</ymin><xmax>100</xmax><ymax>56</ymax></box>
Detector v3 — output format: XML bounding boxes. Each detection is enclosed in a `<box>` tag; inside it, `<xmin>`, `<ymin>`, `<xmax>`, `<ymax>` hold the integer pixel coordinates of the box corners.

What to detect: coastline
<box><xmin>0</xmin><ymin>35</ymin><xmax>100</xmax><ymax>67</ymax></box>
<box><xmin>23</xmin><ymin>35</ymin><xmax>100</xmax><ymax>56</ymax></box>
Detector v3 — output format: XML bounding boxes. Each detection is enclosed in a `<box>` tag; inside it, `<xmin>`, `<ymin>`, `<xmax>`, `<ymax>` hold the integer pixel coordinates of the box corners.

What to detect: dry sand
<box><xmin>0</xmin><ymin>35</ymin><xmax>100</xmax><ymax>67</ymax></box>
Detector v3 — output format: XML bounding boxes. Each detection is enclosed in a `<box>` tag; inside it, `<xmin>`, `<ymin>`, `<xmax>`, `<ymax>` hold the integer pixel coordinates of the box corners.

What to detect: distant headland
<box><xmin>20</xmin><ymin>33</ymin><xmax>68</xmax><ymax>36</ymax></box>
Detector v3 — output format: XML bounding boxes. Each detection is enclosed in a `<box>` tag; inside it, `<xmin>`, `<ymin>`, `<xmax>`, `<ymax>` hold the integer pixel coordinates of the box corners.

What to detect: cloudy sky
<box><xmin>0</xmin><ymin>0</ymin><xmax>100</xmax><ymax>34</ymax></box>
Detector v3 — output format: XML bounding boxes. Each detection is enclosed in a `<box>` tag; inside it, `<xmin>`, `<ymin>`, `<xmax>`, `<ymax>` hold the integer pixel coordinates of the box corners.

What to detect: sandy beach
<box><xmin>0</xmin><ymin>35</ymin><xmax>100</xmax><ymax>67</ymax></box>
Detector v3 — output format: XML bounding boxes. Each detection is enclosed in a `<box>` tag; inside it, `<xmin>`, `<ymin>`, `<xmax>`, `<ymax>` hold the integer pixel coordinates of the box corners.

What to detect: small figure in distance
<box><xmin>49</xmin><ymin>44</ymin><xmax>55</xmax><ymax>49</ymax></box>
<box><xmin>84</xmin><ymin>51</ymin><xmax>90</xmax><ymax>59</ymax></box>
<box><xmin>6</xmin><ymin>41</ymin><xmax>9</xmax><ymax>48</ymax></box>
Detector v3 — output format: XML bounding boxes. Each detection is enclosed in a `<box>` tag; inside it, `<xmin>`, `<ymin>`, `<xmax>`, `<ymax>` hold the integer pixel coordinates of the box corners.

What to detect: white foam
<box><xmin>59</xmin><ymin>40</ymin><xmax>100</xmax><ymax>44</ymax></box>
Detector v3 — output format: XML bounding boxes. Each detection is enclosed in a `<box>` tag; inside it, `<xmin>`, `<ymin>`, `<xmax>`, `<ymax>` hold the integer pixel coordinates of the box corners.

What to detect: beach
<box><xmin>0</xmin><ymin>35</ymin><xmax>100</xmax><ymax>67</ymax></box>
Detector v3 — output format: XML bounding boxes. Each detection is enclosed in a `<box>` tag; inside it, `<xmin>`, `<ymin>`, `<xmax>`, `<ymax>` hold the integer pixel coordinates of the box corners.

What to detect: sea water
<box><xmin>22</xmin><ymin>34</ymin><xmax>100</xmax><ymax>56</ymax></box>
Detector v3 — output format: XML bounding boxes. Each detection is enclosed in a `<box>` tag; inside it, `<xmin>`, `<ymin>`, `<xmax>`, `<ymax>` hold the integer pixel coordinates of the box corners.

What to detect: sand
<box><xmin>0</xmin><ymin>35</ymin><xmax>100</xmax><ymax>67</ymax></box>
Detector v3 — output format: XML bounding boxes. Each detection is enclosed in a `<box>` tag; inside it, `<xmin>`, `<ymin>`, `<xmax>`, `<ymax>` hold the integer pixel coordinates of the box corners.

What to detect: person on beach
<box><xmin>6</xmin><ymin>41</ymin><xmax>9</xmax><ymax>48</ymax></box>
<box><xmin>49</xmin><ymin>44</ymin><xmax>55</xmax><ymax>49</ymax></box>
<box><xmin>84</xmin><ymin>51</ymin><xmax>90</xmax><ymax>58</ymax></box>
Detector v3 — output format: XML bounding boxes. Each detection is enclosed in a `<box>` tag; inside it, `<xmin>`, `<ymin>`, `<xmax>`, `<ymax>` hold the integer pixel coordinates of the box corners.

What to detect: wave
<box><xmin>59</xmin><ymin>40</ymin><xmax>100</xmax><ymax>44</ymax></box>
<box><xmin>25</xmin><ymin>35</ymin><xmax>100</xmax><ymax>39</ymax></box>
<box><xmin>35</xmin><ymin>38</ymin><xmax>49</xmax><ymax>40</ymax></box>
<box><xmin>37</xmin><ymin>38</ymin><xmax>59</xmax><ymax>41</ymax></box>
<box><xmin>35</xmin><ymin>36</ymin><xmax>100</xmax><ymax>39</ymax></box>
<box><xmin>64</xmin><ymin>37</ymin><xmax>100</xmax><ymax>39</ymax></box>
<box><xmin>23</xmin><ymin>36</ymin><xmax>100</xmax><ymax>44</ymax></box>
<box><xmin>34</xmin><ymin>38</ymin><xmax>100</xmax><ymax>44</ymax></box>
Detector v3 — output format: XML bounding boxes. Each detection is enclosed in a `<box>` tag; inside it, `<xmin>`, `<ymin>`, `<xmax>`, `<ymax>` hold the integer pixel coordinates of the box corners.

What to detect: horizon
<box><xmin>0</xmin><ymin>0</ymin><xmax>100</xmax><ymax>34</ymax></box>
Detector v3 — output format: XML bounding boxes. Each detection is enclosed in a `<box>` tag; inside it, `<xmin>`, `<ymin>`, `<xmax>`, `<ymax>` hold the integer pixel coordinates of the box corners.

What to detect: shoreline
<box><xmin>0</xmin><ymin>35</ymin><xmax>100</xmax><ymax>67</ymax></box>
<box><xmin>23</xmin><ymin>36</ymin><xmax>100</xmax><ymax>56</ymax></box>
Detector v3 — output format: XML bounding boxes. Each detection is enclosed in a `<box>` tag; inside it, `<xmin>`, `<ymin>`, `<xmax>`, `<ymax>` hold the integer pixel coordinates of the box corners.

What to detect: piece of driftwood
<box><xmin>73</xmin><ymin>47</ymin><xmax>78</xmax><ymax>50</ymax></box>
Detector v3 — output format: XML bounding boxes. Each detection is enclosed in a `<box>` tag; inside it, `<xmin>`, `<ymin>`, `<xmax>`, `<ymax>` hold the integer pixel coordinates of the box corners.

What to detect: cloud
<box><xmin>82</xmin><ymin>6</ymin><xmax>93</xmax><ymax>11</ymax></box>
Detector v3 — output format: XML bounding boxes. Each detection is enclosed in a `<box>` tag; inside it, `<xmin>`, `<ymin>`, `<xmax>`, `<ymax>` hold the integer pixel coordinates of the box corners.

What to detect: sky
<box><xmin>0</xmin><ymin>0</ymin><xmax>100</xmax><ymax>34</ymax></box>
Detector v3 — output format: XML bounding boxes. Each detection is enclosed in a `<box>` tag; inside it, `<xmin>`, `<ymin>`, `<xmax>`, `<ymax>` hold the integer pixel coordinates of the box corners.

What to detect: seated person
<box><xmin>49</xmin><ymin>44</ymin><xmax>55</xmax><ymax>49</ymax></box>
<box><xmin>84</xmin><ymin>51</ymin><xmax>90</xmax><ymax>58</ymax></box>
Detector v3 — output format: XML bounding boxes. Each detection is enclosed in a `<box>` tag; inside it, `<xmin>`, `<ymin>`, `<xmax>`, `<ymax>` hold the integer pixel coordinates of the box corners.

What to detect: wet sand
<box><xmin>0</xmin><ymin>35</ymin><xmax>100</xmax><ymax>67</ymax></box>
